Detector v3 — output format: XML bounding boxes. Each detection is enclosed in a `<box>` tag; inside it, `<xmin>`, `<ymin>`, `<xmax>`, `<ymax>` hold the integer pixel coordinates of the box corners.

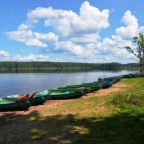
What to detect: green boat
<box><xmin>65</xmin><ymin>85</ymin><xmax>92</xmax><ymax>93</ymax></box>
<box><xmin>34</xmin><ymin>90</ymin><xmax>51</xmax><ymax>99</ymax></box>
<box><xmin>92</xmin><ymin>83</ymin><xmax>102</xmax><ymax>91</ymax></box>
<box><xmin>111</xmin><ymin>76</ymin><xmax>122</xmax><ymax>83</ymax></box>
<box><xmin>124</xmin><ymin>73</ymin><xmax>144</xmax><ymax>78</ymax></box>
<box><xmin>58</xmin><ymin>86</ymin><xmax>86</xmax><ymax>95</ymax></box>
<box><xmin>81</xmin><ymin>82</ymin><xmax>102</xmax><ymax>92</ymax></box>
<box><xmin>0</xmin><ymin>98</ymin><xmax>31</xmax><ymax>111</ymax></box>
<box><xmin>5</xmin><ymin>92</ymin><xmax>47</xmax><ymax>106</ymax></box>
<box><xmin>103</xmin><ymin>77</ymin><xmax>115</xmax><ymax>83</ymax></box>
<box><xmin>46</xmin><ymin>90</ymin><xmax>82</xmax><ymax>100</ymax></box>
<box><xmin>32</xmin><ymin>90</ymin><xmax>51</xmax><ymax>105</ymax></box>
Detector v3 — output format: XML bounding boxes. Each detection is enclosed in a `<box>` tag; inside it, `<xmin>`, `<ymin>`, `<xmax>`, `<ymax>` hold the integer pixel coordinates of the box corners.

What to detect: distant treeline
<box><xmin>0</xmin><ymin>61</ymin><xmax>139</xmax><ymax>73</ymax></box>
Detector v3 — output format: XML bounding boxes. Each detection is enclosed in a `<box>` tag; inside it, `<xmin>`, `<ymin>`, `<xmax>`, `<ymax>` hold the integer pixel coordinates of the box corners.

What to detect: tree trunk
<box><xmin>143</xmin><ymin>53</ymin><xmax>144</xmax><ymax>72</ymax></box>
<box><xmin>140</xmin><ymin>58</ymin><xmax>143</xmax><ymax>73</ymax></box>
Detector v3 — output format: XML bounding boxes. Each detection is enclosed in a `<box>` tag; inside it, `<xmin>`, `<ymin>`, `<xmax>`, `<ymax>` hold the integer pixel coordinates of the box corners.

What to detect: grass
<box><xmin>1</xmin><ymin>78</ymin><xmax>144</xmax><ymax>144</ymax></box>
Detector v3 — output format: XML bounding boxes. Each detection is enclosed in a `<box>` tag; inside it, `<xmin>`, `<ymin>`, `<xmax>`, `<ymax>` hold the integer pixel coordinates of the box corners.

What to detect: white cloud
<box><xmin>69</xmin><ymin>34</ymin><xmax>100</xmax><ymax>43</ymax></box>
<box><xmin>34</xmin><ymin>32</ymin><xmax>58</xmax><ymax>41</ymax></box>
<box><xmin>79</xmin><ymin>1</ymin><xmax>109</xmax><ymax>30</ymax></box>
<box><xmin>5</xmin><ymin>1</ymin><xmax>144</xmax><ymax>63</ymax></box>
<box><xmin>12</xmin><ymin>54</ymin><xmax>49</xmax><ymax>61</ymax></box>
<box><xmin>116</xmin><ymin>10</ymin><xmax>139</xmax><ymax>39</ymax></box>
<box><xmin>92</xmin><ymin>10</ymin><xmax>142</xmax><ymax>63</ymax></box>
<box><xmin>6</xmin><ymin>1</ymin><xmax>110</xmax><ymax>57</ymax></box>
<box><xmin>28</xmin><ymin>1</ymin><xmax>109</xmax><ymax>36</ymax></box>
<box><xmin>6</xmin><ymin>24</ymin><xmax>50</xmax><ymax>48</ymax></box>
<box><xmin>55</xmin><ymin>40</ymin><xmax>85</xmax><ymax>56</ymax></box>
<box><xmin>0</xmin><ymin>50</ymin><xmax>9</xmax><ymax>58</ymax></box>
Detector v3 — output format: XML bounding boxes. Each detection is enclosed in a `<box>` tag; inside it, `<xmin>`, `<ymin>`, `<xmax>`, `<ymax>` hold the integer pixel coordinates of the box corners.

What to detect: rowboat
<box><xmin>32</xmin><ymin>90</ymin><xmax>50</xmax><ymax>105</ymax></box>
<box><xmin>124</xmin><ymin>73</ymin><xmax>144</xmax><ymax>78</ymax></box>
<box><xmin>98</xmin><ymin>77</ymin><xmax>114</xmax><ymax>89</ymax></box>
<box><xmin>5</xmin><ymin>94</ymin><xmax>34</xmax><ymax>100</ymax></box>
<box><xmin>0</xmin><ymin>98</ymin><xmax>30</xmax><ymax>111</ymax></box>
<box><xmin>100</xmin><ymin>76</ymin><xmax>121</xmax><ymax>84</ymax></box>
<box><xmin>102</xmin><ymin>80</ymin><xmax>113</xmax><ymax>88</ymax></box>
<box><xmin>81</xmin><ymin>82</ymin><xmax>102</xmax><ymax>91</ymax></box>
<box><xmin>45</xmin><ymin>90</ymin><xmax>82</xmax><ymax>100</ymax></box>
<box><xmin>103</xmin><ymin>77</ymin><xmax>115</xmax><ymax>84</ymax></box>
<box><xmin>58</xmin><ymin>86</ymin><xmax>87</xmax><ymax>95</ymax></box>
<box><xmin>65</xmin><ymin>85</ymin><xmax>92</xmax><ymax>93</ymax></box>
<box><xmin>5</xmin><ymin>93</ymin><xmax>46</xmax><ymax>106</ymax></box>
<box><xmin>61</xmin><ymin>82</ymin><xmax>102</xmax><ymax>93</ymax></box>
<box><xmin>110</xmin><ymin>76</ymin><xmax>122</xmax><ymax>83</ymax></box>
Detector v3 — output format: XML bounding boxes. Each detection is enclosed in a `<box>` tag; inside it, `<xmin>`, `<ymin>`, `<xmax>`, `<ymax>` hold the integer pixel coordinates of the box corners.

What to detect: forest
<box><xmin>0</xmin><ymin>61</ymin><xmax>139</xmax><ymax>73</ymax></box>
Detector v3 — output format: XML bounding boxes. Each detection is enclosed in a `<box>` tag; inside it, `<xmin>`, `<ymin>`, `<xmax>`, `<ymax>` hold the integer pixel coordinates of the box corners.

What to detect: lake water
<box><xmin>0</xmin><ymin>70</ymin><xmax>136</xmax><ymax>98</ymax></box>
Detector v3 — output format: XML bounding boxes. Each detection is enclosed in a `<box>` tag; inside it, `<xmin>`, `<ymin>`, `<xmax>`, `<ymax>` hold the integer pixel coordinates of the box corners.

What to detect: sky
<box><xmin>0</xmin><ymin>0</ymin><xmax>144</xmax><ymax>63</ymax></box>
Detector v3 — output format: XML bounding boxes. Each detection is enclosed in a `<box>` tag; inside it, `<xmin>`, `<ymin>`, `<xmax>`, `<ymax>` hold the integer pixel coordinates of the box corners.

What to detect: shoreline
<box><xmin>0</xmin><ymin>82</ymin><xmax>127</xmax><ymax>117</ymax></box>
<box><xmin>0</xmin><ymin>78</ymin><xmax>144</xmax><ymax>144</ymax></box>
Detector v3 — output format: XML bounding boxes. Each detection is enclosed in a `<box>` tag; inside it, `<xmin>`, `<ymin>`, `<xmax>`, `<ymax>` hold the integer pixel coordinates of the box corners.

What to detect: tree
<box><xmin>126</xmin><ymin>33</ymin><xmax>144</xmax><ymax>72</ymax></box>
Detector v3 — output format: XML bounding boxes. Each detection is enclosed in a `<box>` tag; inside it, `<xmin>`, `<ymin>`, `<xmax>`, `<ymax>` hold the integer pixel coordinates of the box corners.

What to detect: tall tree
<box><xmin>126</xmin><ymin>33</ymin><xmax>144</xmax><ymax>72</ymax></box>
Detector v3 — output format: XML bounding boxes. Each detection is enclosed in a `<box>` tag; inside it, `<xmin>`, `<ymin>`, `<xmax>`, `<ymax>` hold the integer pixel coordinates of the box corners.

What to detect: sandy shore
<box><xmin>0</xmin><ymin>82</ymin><xmax>127</xmax><ymax>117</ymax></box>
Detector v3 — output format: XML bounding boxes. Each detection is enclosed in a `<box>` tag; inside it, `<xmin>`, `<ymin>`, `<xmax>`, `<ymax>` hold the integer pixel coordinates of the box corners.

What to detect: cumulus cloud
<box><xmin>6</xmin><ymin>24</ymin><xmax>59</xmax><ymax>48</ymax></box>
<box><xmin>28</xmin><ymin>1</ymin><xmax>109</xmax><ymax>36</ymax></box>
<box><xmin>116</xmin><ymin>10</ymin><xmax>139</xmax><ymax>39</ymax></box>
<box><xmin>6</xmin><ymin>1</ymin><xmax>110</xmax><ymax>57</ymax></box>
<box><xmin>0</xmin><ymin>50</ymin><xmax>50</xmax><ymax>61</ymax></box>
<box><xmin>12</xmin><ymin>54</ymin><xmax>50</xmax><ymax>61</ymax></box>
<box><xmin>0</xmin><ymin>50</ymin><xmax>10</xmax><ymax>58</ymax></box>
<box><xmin>69</xmin><ymin>34</ymin><xmax>100</xmax><ymax>43</ymax></box>
<box><xmin>105</xmin><ymin>10</ymin><xmax>144</xmax><ymax>62</ymax></box>
<box><xmin>5</xmin><ymin>1</ymin><xmax>144</xmax><ymax>63</ymax></box>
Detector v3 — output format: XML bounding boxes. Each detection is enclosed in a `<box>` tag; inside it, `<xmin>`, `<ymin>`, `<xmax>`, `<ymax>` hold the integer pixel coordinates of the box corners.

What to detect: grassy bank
<box><xmin>0</xmin><ymin>78</ymin><xmax>144</xmax><ymax>144</ymax></box>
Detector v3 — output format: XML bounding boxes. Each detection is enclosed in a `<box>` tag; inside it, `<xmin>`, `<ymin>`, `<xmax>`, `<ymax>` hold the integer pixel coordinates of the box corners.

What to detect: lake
<box><xmin>0</xmin><ymin>70</ymin><xmax>136</xmax><ymax>98</ymax></box>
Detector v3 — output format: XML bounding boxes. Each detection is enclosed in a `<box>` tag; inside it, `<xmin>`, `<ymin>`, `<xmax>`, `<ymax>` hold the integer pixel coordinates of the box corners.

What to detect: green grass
<box><xmin>1</xmin><ymin>78</ymin><xmax>144</xmax><ymax>144</ymax></box>
<box><xmin>111</xmin><ymin>78</ymin><xmax>144</xmax><ymax>112</ymax></box>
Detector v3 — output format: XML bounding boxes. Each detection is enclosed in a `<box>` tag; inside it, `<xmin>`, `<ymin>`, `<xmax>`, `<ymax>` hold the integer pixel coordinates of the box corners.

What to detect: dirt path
<box><xmin>83</xmin><ymin>83</ymin><xmax>128</xmax><ymax>98</ymax></box>
<box><xmin>0</xmin><ymin>82</ymin><xmax>128</xmax><ymax>117</ymax></box>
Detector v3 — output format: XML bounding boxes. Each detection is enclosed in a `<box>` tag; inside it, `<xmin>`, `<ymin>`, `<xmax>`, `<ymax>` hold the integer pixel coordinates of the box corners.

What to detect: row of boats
<box><xmin>0</xmin><ymin>73</ymin><xmax>143</xmax><ymax>111</ymax></box>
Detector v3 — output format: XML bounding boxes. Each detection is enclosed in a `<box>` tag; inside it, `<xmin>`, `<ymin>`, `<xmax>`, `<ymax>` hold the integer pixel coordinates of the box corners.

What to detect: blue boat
<box><xmin>102</xmin><ymin>81</ymin><xmax>113</xmax><ymax>88</ymax></box>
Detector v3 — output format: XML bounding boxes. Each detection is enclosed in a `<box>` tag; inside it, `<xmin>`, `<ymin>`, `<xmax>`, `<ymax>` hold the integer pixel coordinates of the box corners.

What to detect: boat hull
<box><xmin>0</xmin><ymin>99</ymin><xmax>31</xmax><ymax>111</ymax></box>
<box><xmin>46</xmin><ymin>91</ymin><xmax>82</xmax><ymax>100</ymax></box>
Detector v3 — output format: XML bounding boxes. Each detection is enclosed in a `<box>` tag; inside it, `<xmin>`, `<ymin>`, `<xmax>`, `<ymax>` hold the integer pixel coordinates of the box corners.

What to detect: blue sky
<box><xmin>0</xmin><ymin>0</ymin><xmax>144</xmax><ymax>63</ymax></box>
